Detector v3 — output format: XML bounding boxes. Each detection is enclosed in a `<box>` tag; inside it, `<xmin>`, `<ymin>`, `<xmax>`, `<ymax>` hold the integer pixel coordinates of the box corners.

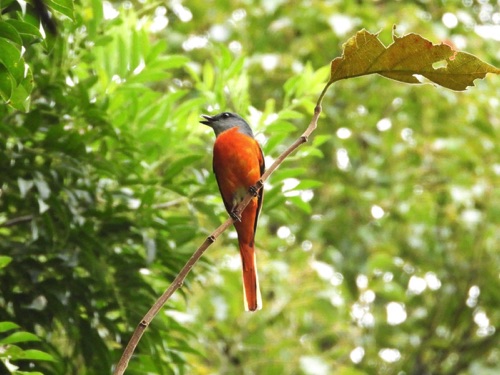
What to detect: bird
<box><xmin>201</xmin><ymin>112</ymin><xmax>265</xmax><ymax>311</ymax></box>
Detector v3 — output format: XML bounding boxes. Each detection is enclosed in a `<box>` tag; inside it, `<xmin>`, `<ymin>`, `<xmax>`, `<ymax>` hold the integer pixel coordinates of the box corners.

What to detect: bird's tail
<box><xmin>239</xmin><ymin>242</ymin><xmax>262</xmax><ymax>311</ymax></box>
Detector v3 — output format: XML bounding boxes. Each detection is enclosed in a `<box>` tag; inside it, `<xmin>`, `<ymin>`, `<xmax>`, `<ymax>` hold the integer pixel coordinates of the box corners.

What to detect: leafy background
<box><xmin>0</xmin><ymin>0</ymin><xmax>499</xmax><ymax>374</ymax></box>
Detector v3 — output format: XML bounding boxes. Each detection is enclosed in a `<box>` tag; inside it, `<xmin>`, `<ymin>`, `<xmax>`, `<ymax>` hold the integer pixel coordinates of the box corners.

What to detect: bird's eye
<box><xmin>222</xmin><ymin>112</ymin><xmax>230</xmax><ymax>118</ymax></box>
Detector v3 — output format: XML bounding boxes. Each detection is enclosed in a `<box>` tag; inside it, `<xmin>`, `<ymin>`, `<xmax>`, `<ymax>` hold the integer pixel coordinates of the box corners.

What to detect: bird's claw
<box><xmin>249</xmin><ymin>185</ymin><xmax>259</xmax><ymax>197</ymax></box>
<box><xmin>249</xmin><ymin>180</ymin><xmax>263</xmax><ymax>197</ymax></box>
<box><xmin>230</xmin><ymin>209</ymin><xmax>242</xmax><ymax>222</ymax></box>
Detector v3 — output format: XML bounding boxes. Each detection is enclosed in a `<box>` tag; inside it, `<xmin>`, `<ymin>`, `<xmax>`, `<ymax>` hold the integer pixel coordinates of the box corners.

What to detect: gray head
<box><xmin>200</xmin><ymin>112</ymin><xmax>254</xmax><ymax>138</ymax></box>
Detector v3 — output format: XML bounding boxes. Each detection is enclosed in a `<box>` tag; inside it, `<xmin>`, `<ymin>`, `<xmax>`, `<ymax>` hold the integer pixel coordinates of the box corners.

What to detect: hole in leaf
<box><xmin>432</xmin><ymin>60</ymin><xmax>448</xmax><ymax>69</ymax></box>
<box><xmin>413</xmin><ymin>74</ymin><xmax>425</xmax><ymax>83</ymax></box>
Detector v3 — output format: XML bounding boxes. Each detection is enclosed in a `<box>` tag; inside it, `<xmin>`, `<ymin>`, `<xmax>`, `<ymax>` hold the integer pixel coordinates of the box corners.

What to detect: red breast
<box><xmin>213</xmin><ymin>127</ymin><xmax>263</xmax><ymax>205</ymax></box>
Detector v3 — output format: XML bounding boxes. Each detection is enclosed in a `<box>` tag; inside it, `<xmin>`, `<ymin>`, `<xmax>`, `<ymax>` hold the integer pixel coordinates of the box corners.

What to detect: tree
<box><xmin>1</xmin><ymin>1</ymin><xmax>499</xmax><ymax>374</ymax></box>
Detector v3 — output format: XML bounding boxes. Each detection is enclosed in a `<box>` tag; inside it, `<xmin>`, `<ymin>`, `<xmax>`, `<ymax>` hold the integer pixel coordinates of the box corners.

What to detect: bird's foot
<box><xmin>230</xmin><ymin>209</ymin><xmax>242</xmax><ymax>222</ymax></box>
<box><xmin>249</xmin><ymin>180</ymin><xmax>263</xmax><ymax>197</ymax></box>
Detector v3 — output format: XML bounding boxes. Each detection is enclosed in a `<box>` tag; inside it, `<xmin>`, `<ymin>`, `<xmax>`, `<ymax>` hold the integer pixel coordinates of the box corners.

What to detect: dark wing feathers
<box><xmin>253</xmin><ymin>147</ymin><xmax>265</xmax><ymax>238</ymax></box>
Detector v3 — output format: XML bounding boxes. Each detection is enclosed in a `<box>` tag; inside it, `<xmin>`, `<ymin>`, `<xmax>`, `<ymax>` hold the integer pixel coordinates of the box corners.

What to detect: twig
<box><xmin>152</xmin><ymin>198</ymin><xmax>185</xmax><ymax>209</ymax></box>
<box><xmin>1</xmin><ymin>215</ymin><xmax>34</xmax><ymax>227</ymax></box>
<box><xmin>114</xmin><ymin>103</ymin><xmax>324</xmax><ymax>374</ymax></box>
<box><xmin>113</xmin><ymin>219</ymin><xmax>233</xmax><ymax>374</ymax></box>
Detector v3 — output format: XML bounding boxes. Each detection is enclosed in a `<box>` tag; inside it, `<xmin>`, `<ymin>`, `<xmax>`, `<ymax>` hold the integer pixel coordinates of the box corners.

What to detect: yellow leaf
<box><xmin>329</xmin><ymin>27</ymin><xmax>500</xmax><ymax>91</ymax></box>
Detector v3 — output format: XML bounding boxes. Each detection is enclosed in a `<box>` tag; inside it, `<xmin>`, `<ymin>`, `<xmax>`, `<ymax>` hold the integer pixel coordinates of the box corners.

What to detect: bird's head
<box><xmin>200</xmin><ymin>112</ymin><xmax>254</xmax><ymax>137</ymax></box>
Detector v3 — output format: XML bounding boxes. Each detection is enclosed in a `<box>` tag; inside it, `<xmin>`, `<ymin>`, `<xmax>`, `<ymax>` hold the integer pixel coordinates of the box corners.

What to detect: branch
<box><xmin>113</xmin><ymin>220</ymin><xmax>232</xmax><ymax>374</ymax></box>
<box><xmin>152</xmin><ymin>198</ymin><xmax>185</xmax><ymax>209</ymax></box>
<box><xmin>0</xmin><ymin>215</ymin><xmax>34</xmax><ymax>227</ymax></box>
<box><xmin>114</xmin><ymin>103</ymin><xmax>324</xmax><ymax>375</ymax></box>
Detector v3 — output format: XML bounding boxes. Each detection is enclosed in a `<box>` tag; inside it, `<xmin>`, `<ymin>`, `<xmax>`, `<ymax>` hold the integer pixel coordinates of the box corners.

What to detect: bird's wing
<box><xmin>253</xmin><ymin>144</ymin><xmax>265</xmax><ymax>237</ymax></box>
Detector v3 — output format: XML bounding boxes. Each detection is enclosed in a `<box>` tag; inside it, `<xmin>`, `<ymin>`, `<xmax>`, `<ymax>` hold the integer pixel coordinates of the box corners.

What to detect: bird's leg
<box><xmin>249</xmin><ymin>179</ymin><xmax>263</xmax><ymax>197</ymax></box>
<box><xmin>230</xmin><ymin>207</ymin><xmax>242</xmax><ymax>222</ymax></box>
<box><xmin>230</xmin><ymin>181</ymin><xmax>263</xmax><ymax>222</ymax></box>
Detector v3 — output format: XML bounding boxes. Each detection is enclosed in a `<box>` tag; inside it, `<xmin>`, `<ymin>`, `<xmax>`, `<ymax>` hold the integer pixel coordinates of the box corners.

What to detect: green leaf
<box><xmin>278</xmin><ymin>109</ymin><xmax>304</xmax><ymax>120</ymax></box>
<box><xmin>0</xmin><ymin>331</ymin><xmax>41</xmax><ymax>344</ymax></box>
<box><xmin>0</xmin><ymin>343</ymin><xmax>23</xmax><ymax>358</ymax></box>
<box><xmin>163</xmin><ymin>155</ymin><xmax>203</xmax><ymax>182</ymax></box>
<box><xmin>0</xmin><ymin>321</ymin><xmax>19</xmax><ymax>333</ymax></box>
<box><xmin>94</xmin><ymin>35</ymin><xmax>113</xmax><ymax>47</ymax></box>
<box><xmin>312</xmin><ymin>134</ymin><xmax>331</xmax><ymax>147</ymax></box>
<box><xmin>202</xmin><ymin>61</ymin><xmax>214</xmax><ymax>90</ymax></box>
<box><xmin>17</xmin><ymin>349</ymin><xmax>55</xmax><ymax>361</ymax></box>
<box><xmin>130</xmin><ymin>28</ymin><xmax>142</xmax><ymax>71</ymax></box>
<box><xmin>46</xmin><ymin>0</ymin><xmax>75</xmax><ymax>20</ymax></box>
<box><xmin>0</xmin><ymin>22</ymin><xmax>23</xmax><ymax>45</ymax></box>
<box><xmin>294</xmin><ymin>179</ymin><xmax>323</xmax><ymax>190</ymax></box>
<box><xmin>150</xmin><ymin>55</ymin><xmax>190</xmax><ymax>70</ymax></box>
<box><xmin>337</xmin><ymin>366</ymin><xmax>369</xmax><ymax>375</ymax></box>
<box><xmin>5</xmin><ymin>19</ymin><xmax>43</xmax><ymax>45</ymax></box>
<box><xmin>287</xmin><ymin>195</ymin><xmax>312</xmax><ymax>214</ymax></box>
<box><xmin>264</xmin><ymin>132</ymin><xmax>288</xmax><ymax>153</ymax></box>
<box><xmin>9</xmin><ymin>67</ymin><xmax>34</xmax><ymax>112</ymax></box>
<box><xmin>367</xmin><ymin>253</ymin><xmax>396</xmax><ymax>272</ymax></box>
<box><xmin>0</xmin><ymin>256</ymin><xmax>12</xmax><ymax>269</ymax></box>
<box><xmin>0</xmin><ymin>65</ymin><xmax>14</xmax><ymax>100</ymax></box>
<box><xmin>0</xmin><ymin>37</ymin><xmax>23</xmax><ymax>83</ymax></box>
<box><xmin>372</xmin><ymin>280</ymin><xmax>406</xmax><ymax>301</ymax></box>
<box><xmin>273</xmin><ymin>168</ymin><xmax>308</xmax><ymax>181</ymax></box>
<box><xmin>267</xmin><ymin>120</ymin><xmax>297</xmax><ymax>134</ymax></box>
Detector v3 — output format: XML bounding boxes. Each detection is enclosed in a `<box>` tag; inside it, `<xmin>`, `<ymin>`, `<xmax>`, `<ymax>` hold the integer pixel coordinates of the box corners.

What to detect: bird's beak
<box><xmin>200</xmin><ymin>114</ymin><xmax>214</xmax><ymax>126</ymax></box>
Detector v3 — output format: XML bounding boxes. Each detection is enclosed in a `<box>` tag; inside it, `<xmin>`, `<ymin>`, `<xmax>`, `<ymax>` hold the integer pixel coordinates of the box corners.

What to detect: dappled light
<box><xmin>386</xmin><ymin>302</ymin><xmax>407</xmax><ymax>325</ymax></box>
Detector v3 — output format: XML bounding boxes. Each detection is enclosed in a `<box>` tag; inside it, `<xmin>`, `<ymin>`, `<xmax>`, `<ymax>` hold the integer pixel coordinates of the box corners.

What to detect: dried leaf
<box><xmin>330</xmin><ymin>27</ymin><xmax>500</xmax><ymax>91</ymax></box>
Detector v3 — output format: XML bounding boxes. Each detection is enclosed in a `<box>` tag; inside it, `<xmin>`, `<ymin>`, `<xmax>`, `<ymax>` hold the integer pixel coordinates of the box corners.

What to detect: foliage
<box><xmin>0</xmin><ymin>256</ymin><xmax>54</xmax><ymax>374</ymax></box>
<box><xmin>0</xmin><ymin>1</ymin><xmax>200</xmax><ymax>373</ymax></box>
<box><xmin>1</xmin><ymin>0</ymin><xmax>499</xmax><ymax>375</ymax></box>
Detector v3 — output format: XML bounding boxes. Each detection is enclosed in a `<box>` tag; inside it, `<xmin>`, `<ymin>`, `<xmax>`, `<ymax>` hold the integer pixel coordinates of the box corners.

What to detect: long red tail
<box><xmin>239</xmin><ymin>242</ymin><xmax>262</xmax><ymax>311</ymax></box>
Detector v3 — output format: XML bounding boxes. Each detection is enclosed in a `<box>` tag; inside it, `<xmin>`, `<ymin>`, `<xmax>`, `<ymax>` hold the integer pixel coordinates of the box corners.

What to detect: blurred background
<box><xmin>0</xmin><ymin>0</ymin><xmax>499</xmax><ymax>374</ymax></box>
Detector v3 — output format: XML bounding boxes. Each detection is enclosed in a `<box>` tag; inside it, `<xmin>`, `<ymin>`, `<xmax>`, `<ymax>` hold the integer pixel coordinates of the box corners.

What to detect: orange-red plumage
<box><xmin>202</xmin><ymin>113</ymin><xmax>264</xmax><ymax>311</ymax></box>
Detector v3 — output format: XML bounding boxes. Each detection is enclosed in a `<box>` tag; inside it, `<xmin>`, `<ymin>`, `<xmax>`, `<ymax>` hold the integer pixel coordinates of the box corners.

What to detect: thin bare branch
<box><xmin>152</xmin><ymin>198</ymin><xmax>186</xmax><ymax>210</ymax></box>
<box><xmin>114</xmin><ymin>218</ymin><xmax>232</xmax><ymax>374</ymax></box>
<box><xmin>1</xmin><ymin>215</ymin><xmax>34</xmax><ymax>228</ymax></box>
